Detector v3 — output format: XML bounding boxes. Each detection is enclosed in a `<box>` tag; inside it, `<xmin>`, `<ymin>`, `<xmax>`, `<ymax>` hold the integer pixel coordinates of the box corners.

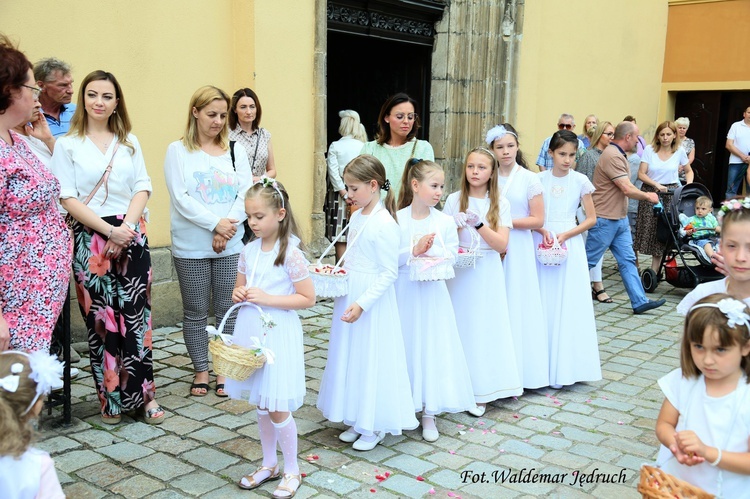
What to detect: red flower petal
<box><xmin>416</xmin><ymin>476</ymin><xmax>425</xmax><ymax>481</ymax></box>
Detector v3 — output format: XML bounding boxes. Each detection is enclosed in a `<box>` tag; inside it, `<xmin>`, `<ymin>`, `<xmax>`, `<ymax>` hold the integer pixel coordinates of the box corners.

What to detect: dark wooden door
<box><xmin>326</xmin><ymin>30</ymin><xmax>432</xmax><ymax>147</ymax></box>
<box><xmin>674</xmin><ymin>91</ymin><xmax>722</xmax><ymax>200</ymax></box>
<box><xmin>675</xmin><ymin>90</ymin><xmax>750</xmax><ymax>203</ymax></box>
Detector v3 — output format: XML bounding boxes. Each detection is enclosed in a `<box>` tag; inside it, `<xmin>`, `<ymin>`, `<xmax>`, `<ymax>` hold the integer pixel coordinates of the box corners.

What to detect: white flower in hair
<box><xmin>717</xmin><ymin>298</ymin><xmax>750</xmax><ymax>329</ymax></box>
<box><xmin>27</xmin><ymin>351</ymin><xmax>64</xmax><ymax>395</ymax></box>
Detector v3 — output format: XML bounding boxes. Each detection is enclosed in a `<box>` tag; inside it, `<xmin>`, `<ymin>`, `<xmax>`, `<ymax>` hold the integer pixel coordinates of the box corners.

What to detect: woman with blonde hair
<box><xmin>325</xmin><ymin>109</ymin><xmax>368</xmax><ymax>260</ymax></box>
<box><xmin>50</xmin><ymin>70</ymin><xmax>161</xmax><ymax>424</ymax></box>
<box><xmin>164</xmin><ymin>86</ymin><xmax>253</xmax><ymax>398</ymax></box>
<box><xmin>635</xmin><ymin>121</ymin><xmax>692</xmax><ymax>275</ymax></box>
<box><xmin>675</xmin><ymin>117</ymin><xmax>695</xmax><ymax>184</ymax></box>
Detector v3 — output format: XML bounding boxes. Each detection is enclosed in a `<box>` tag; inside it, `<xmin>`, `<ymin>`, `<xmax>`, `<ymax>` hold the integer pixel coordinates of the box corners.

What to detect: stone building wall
<box><xmin>430</xmin><ymin>0</ymin><xmax>524</xmax><ymax>192</ymax></box>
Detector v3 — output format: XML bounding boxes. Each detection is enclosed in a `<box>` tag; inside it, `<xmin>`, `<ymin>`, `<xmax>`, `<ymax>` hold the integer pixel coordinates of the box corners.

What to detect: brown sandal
<box><xmin>273</xmin><ymin>473</ymin><xmax>302</xmax><ymax>498</ymax></box>
<box><xmin>238</xmin><ymin>465</ymin><xmax>281</xmax><ymax>490</ymax></box>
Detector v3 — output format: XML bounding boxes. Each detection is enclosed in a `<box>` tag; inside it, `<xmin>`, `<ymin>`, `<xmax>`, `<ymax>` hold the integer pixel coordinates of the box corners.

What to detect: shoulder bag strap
<box><xmin>83</xmin><ymin>143</ymin><xmax>120</xmax><ymax>206</ymax></box>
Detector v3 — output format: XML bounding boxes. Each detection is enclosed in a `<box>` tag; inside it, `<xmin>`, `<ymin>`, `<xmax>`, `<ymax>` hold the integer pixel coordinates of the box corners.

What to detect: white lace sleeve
<box><xmin>285</xmin><ymin>246</ymin><xmax>311</xmax><ymax>282</ymax></box>
<box><xmin>237</xmin><ymin>248</ymin><xmax>247</xmax><ymax>275</ymax></box>
<box><xmin>581</xmin><ymin>177</ymin><xmax>595</xmax><ymax>198</ymax></box>
<box><xmin>527</xmin><ymin>177</ymin><xmax>545</xmax><ymax>200</ymax></box>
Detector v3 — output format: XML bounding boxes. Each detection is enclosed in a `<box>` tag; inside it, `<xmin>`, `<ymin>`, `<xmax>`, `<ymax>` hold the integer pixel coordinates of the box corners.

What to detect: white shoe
<box><xmin>352</xmin><ymin>432</ymin><xmax>385</xmax><ymax>451</ymax></box>
<box><xmin>468</xmin><ymin>405</ymin><xmax>486</xmax><ymax>417</ymax></box>
<box><xmin>550</xmin><ymin>384</ymin><xmax>563</xmax><ymax>389</ymax></box>
<box><xmin>422</xmin><ymin>427</ymin><xmax>439</xmax><ymax>442</ymax></box>
<box><xmin>338</xmin><ymin>427</ymin><xmax>360</xmax><ymax>443</ymax></box>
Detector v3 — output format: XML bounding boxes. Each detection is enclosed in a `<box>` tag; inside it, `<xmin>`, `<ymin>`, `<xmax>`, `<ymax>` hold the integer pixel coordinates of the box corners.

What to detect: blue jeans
<box><xmin>726</xmin><ymin>162</ymin><xmax>748</xmax><ymax>200</ymax></box>
<box><xmin>585</xmin><ymin>217</ymin><xmax>648</xmax><ymax>309</ymax></box>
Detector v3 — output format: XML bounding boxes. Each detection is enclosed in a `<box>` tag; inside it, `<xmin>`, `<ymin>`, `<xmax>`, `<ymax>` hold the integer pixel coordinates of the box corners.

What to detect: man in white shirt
<box><xmin>725</xmin><ymin>105</ymin><xmax>750</xmax><ymax>199</ymax></box>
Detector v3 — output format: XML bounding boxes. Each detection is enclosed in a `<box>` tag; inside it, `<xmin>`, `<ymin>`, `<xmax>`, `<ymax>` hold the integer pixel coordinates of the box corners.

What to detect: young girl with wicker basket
<box><xmin>394</xmin><ymin>159</ymin><xmax>476</xmax><ymax>442</ymax></box>
<box><xmin>224</xmin><ymin>179</ymin><xmax>315</xmax><ymax>498</ymax></box>
<box><xmin>317</xmin><ymin>155</ymin><xmax>418</xmax><ymax>452</ymax></box>
<box><xmin>533</xmin><ymin>131</ymin><xmax>602</xmax><ymax>390</ymax></box>
<box><xmin>442</xmin><ymin>148</ymin><xmax>521</xmax><ymax>417</ymax></box>
<box><xmin>652</xmin><ymin>293</ymin><xmax>750</xmax><ymax>498</ymax></box>
<box><xmin>0</xmin><ymin>351</ymin><xmax>65</xmax><ymax>498</ymax></box>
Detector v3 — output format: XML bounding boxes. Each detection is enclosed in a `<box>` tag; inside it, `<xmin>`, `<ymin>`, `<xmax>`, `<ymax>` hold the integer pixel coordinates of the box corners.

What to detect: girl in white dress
<box><xmin>533</xmin><ymin>131</ymin><xmax>602</xmax><ymax>389</ymax></box>
<box><xmin>395</xmin><ymin>159</ymin><xmax>476</xmax><ymax>441</ymax></box>
<box><xmin>0</xmin><ymin>351</ymin><xmax>65</xmax><ymax>499</ymax></box>
<box><xmin>655</xmin><ymin>293</ymin><xmax>750</xmax><ymax>497</ymax></box>
<box><xmin>443</xmin><ymin>147</ymin><xmax>521</xmax><ymax>416</ymax></box>
<box><xmin>317</xmin><ymin>155</ymin><xmax>418</xmax><ymax>452</ymax></box>
<box><xmin>487</xmin><ymin>124</ymin><xmax>549</xmax><ymax>389</ymax></box>
<box><xmin>676</xmin><ymin>198</ymin><xmax>750</xmax><ymax>315</ymax></box>
<box><xmin>225</xmin><ymin>179</ymin><xmax>315</xmax><ymax>499</ymax></box>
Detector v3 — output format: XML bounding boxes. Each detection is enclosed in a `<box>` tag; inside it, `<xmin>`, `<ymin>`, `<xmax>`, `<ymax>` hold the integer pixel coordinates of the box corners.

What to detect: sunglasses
<box><xmin>557</xmin><ymin>123</ymin><xmax>573</xmax><ymax>130</ymax></box>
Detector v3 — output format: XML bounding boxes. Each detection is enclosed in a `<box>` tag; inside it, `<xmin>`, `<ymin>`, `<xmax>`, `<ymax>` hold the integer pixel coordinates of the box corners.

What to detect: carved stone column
<box><xmin>430</xmin><ymin>0</ymin><xmax>524</xmax><ymax>192</ymax></box>
<box><xmin>311</xmin><ymin>0</ymin><xmax>330</xmax><ymax>256</ymax></box>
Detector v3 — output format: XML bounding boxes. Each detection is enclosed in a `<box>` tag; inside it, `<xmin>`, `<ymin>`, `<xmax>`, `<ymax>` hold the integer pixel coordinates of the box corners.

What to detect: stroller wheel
<box><xmin>641</xmin><ymin>268</ymin><xmax>659</xmax><ymax>293</ymax></box>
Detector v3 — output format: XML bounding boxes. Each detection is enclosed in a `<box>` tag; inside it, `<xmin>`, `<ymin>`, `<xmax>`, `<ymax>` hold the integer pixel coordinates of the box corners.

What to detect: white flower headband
<box><xmin>254</xmin><ymin>175</ymin><xmax>285</xmax><ymax>209</ymax></box>
<box><xmin>485</xmin><ymin>125</ymin><xmax>518</xmax><ymax>146</ymax></box>
<box><xmin>0</xmin><ymin>351</ymin><xmax>64</xmax><ymax>415</ymax></box>
<box><xmin>717</xmin><ymin>196</ymin><xmax>750</xmax><ymax>224</ymax></box>
<box><xmin>689</xmin><ymin>298</ymin><xmax>750</xmax><ymax>332</ymax></box>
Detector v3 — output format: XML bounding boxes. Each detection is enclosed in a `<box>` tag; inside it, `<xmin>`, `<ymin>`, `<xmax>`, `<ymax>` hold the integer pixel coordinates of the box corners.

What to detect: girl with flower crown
<box><xmin>226</xmin><ymin>178</ymin><xmax>315</xmax><ymax>498</ymax></box>
<box><xmin>655</xmin><ymin>293</ymin><xmax>750</xmax><ymax>497</ymax></box>
<box><xmin>677</xmin><ymin>197</ymin><xmax>750</xmax><ymax>314</ymax></box>
<box><xmin>486</xmin><ymin>124</ymin><xmax>550</xmax><ymax>389</ymax></box>
<box><xmin>0</xmin><ymin>351</ymin><xmax>65</xmax><ymax>498</ymax></box>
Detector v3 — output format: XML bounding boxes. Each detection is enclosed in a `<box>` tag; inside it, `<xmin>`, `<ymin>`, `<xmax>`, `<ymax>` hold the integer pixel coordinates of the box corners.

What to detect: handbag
<box><xmin>65</xmin><ymin>143</ymin><xmax>120</xmax><ymax>230</ymax></box>
<box><xmin>408</xmin><ymin>208</ymin><xmax>455</xmax><ymax>282</ymax></box>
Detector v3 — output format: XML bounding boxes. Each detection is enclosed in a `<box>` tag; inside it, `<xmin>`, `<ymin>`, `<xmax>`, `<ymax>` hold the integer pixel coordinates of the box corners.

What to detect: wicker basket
<box><xmin>309</xmin><ymin>264</ymin><xmax>349</xmax><ymax>298</ymax></box>
<box><xmin>209</xmin><ymin>340</ymin><xmax>266</xmax><ymax>381</ymax></box>
<box><xmin>454</xmin><ymin>227</ymin><xmax>484</xmax><ymax>269</ymax></box>
<box><xmin>637</xmin><ymin>465</ymin><xmax>714</xmax><ymax>499</ymax></box>
<box><xmin>409</xmin><ymin>256</ymin><xmax>455</xmax><ymax>282</ymax></box>
<box><xmin>207</xmin><ymin>302</ymin><xmax>272</xmax><ymax>381</ymax></box>
<box><xmin>536</xmin><ymin>232</ymin><xmax>568</xmax><ymax>266</ymax></box>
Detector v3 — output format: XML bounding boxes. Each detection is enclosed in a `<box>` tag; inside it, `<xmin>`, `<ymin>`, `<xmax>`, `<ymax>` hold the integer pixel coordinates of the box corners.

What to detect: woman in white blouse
<box><xmin>50</xmin><ymin>70</ymin><xmax>163</xmax><ymax>425</ymax></box>
<box><xmin>164</xmin><ymin>86</ymin><xmax>252</xmax><ymax>398</ymax></box>
<box><xmin>325</xmin><ymin>110</ymin><xmax>367</xmax><ymax>260</ymax></box>
<box><xmin>634</xmin><ymin>120</ymin><xmax>692</xmax><ymax>274</ymax></box>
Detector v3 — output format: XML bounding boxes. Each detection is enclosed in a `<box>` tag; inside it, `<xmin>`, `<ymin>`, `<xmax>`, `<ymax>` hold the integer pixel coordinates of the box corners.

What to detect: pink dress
<box><xmin>0</xmin><ymin>131</ymin><xmax>72</xmax><ymax>352</ymax></box>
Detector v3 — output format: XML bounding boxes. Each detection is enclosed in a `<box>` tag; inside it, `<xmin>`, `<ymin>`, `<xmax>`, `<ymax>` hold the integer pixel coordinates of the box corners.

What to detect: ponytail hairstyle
<box><xmin>343</xmin><ymin>154</ymin><xmax>396</xmax><ymax>218</ymax></box>
<box><xmin>487</xmin><ymin>123</ymin><xmax>528</xmax><ymax>169</ymax></box>
<box><xmin>459</xmin><ymin>147</ymin><xmax>501</xmax><ymax>230</ymax></box>
<box><xmin>338</xmin><ymin>110</ymin><xmax>368</xmax><ymax>142</ymax></box>
<box><xmin>245</xmin><ymin>179</ymin><xmax>303</xmax><ymax>266</ymax></box>
<box><xmin>397</xmin><ymin>158</ymin><xmax>443</xmax><ymax>210</ymax></box>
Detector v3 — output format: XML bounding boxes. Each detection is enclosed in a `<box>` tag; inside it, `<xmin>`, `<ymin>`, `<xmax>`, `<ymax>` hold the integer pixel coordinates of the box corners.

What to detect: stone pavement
<box><xmin>38</xmin><ymin>258</ymin><xmax>690</xmax><ymax>498</ymax></box>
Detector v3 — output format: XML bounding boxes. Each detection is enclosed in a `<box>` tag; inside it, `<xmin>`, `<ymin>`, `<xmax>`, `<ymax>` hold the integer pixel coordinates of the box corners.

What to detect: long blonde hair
<box><xmin>458</xmin><ymin>147</ymin><xmax>501</xmax><ymax>230</ymax></box>
<box><xmin>343</xmin><ymin>155</ymin><xmax>397</xmax><ymax>218</ymax></box>
<box><xmin>68</xmin><ymin>70</ymin><xmax>134</xmax><ymax>152</ymax></box>
<box><xmin>397</xmin><ymin>158</ymin><xmax>443</xmax><ymax>210</ymax></box>
<box><xmin>245</xmin><ymin>180</ymin><xmax>303</xmax><ymax>267</ymax></box>
<box><xmin>182</xmin><ymin>85</ymin><xmax>230</xmax><ymax>152</ymax></box>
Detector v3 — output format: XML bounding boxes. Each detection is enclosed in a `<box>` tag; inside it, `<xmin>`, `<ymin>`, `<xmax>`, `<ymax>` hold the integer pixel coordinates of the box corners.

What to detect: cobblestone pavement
<box><xmin>39</xmin><ymin>258</ymin><xmax>690</xmax><ymax>498</ymax></box>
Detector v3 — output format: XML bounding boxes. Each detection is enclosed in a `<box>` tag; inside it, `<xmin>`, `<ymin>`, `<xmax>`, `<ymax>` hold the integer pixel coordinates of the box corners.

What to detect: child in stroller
<box><xmin>679</xmin><ymin>195</ymin><xmax>720</xmax><ymax>259</ymax></box>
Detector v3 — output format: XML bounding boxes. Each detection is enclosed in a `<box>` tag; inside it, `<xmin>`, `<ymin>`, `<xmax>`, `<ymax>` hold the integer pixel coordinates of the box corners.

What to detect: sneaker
<box><xmin>633</xmin><ymin>299</ymin><xmax>666</xmax><ymax>315</ymax></box>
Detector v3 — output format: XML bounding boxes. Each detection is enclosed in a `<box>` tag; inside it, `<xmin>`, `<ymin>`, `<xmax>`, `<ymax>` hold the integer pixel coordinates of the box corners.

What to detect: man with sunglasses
<box><xmin>535</xmin><ymin>113</ymin><xmax>586</xmax><ymax>171</ymax></box>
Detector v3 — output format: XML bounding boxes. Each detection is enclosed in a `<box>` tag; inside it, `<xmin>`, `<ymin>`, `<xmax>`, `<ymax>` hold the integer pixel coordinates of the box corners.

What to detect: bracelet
<box><xmin>710</xmin><ymin>448</ymin><xmax>722</xmax><ymax>467</ymax></box>
<box><xmin>107</xmin><ymin>225</ymin><xmax>114</xmax><ymax>238</ymax></box>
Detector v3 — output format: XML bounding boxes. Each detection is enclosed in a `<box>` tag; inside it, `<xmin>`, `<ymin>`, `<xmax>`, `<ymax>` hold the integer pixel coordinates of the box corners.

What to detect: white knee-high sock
<box><xmin>273</xmin><ymin>413</ymin><xmax>299</xmax><ymax>475</ymax></box>
<box><xmin>257</xmin><ymin>409</ymin><xmax>278</xmax><ymax>467</ymax></box>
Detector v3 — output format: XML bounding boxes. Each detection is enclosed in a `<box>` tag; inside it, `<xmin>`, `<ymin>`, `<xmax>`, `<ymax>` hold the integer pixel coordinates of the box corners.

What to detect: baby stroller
<box><xmin>641</xmin><ymin>183</ymin><xmax>723</xmax><ymax>293</ymax></box>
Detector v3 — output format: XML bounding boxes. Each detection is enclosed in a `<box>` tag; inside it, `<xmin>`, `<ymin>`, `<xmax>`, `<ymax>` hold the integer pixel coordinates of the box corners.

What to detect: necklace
<box><xmin>87</xmin><ymin>131</ymin><xmax>114</xmax><ymax>150</ymax></box>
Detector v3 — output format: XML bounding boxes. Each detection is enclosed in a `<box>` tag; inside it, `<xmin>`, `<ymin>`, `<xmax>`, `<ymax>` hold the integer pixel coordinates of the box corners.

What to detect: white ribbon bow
<box><xmin>248</xmin><ymin>337</ymin><xmax>275</xmax><ymax>365</ymax></box>
<box><xmin>207</xmin><ymin>326</ymin><xmax>234</xmax><ymax>346</ymax></box>
<box><xmin>0</xmin><ymin>374</ymin><xmax>20</xmax><ymax>393</ymax></box>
